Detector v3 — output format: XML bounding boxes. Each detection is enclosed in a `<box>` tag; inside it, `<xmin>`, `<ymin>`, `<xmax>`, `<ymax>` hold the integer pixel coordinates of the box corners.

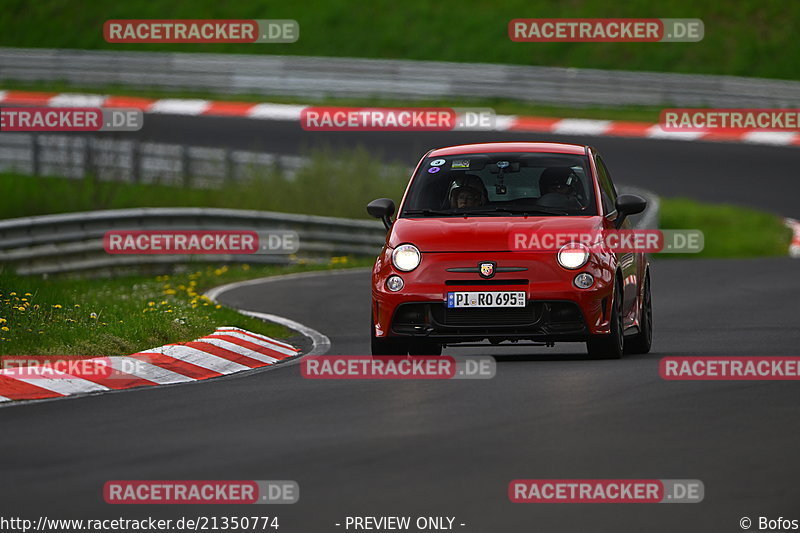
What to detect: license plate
<box><xmin>446</xmin><ymin>291</ymin><xmax>526</xmax><ymax>308</ymax></box>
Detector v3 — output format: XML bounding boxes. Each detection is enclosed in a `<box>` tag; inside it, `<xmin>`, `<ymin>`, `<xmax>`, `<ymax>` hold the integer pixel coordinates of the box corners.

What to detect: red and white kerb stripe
<box><xmin>0</xmin><ymin>327</ymin><xmax>299</xmax><ymax>403</ymax></box>
<box><xmin>1</xmin><ymin>90</ymin><xmax>799</xmax><ymax>146</ymax></box>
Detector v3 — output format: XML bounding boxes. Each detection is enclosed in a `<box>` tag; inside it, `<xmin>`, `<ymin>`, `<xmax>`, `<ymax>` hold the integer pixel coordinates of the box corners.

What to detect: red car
<box><xmin>368</xmin><ymin>142</ymin><xmax>652</xmax><ymax>358</ymax></box>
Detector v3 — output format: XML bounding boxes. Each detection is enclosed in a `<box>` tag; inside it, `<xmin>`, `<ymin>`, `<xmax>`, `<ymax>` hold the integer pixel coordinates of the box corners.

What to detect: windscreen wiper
<box><xmin>465</xmin><ymin>207</ymin><xmax>569</xmax><ymax>216</ymax></box>
<box><xmin>402</xmin><ymin>209</ymin><xmax>458</xmax><ymax>216</ymax></box>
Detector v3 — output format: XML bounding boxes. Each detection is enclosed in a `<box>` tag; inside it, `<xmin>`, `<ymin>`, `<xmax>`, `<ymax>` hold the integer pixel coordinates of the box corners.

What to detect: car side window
<box><xmin>595</xmin><ymin>155</ymin><xmax>618</xmax><ymax>214</ymax></box>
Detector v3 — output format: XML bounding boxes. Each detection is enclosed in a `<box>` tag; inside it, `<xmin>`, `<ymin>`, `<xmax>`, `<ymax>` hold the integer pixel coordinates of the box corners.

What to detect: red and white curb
<box><xmin>786</xmin><ymin>219</ymin><xmax>800</xmax><ymax>258</ymax></box>
<box><xmin>0</xmin><ymin>326</ymin><xmax>299</xmax><ymax>403</ymax></box>
<box><xmin>1</xmin><ymin>90</ymin><xmax>799</xmax><ymax>147</ymax></box>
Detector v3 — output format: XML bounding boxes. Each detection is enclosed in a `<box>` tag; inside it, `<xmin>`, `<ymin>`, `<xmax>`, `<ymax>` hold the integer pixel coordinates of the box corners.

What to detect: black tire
<box><xmin>624</xmin><ymin>273</ymin><xmax>652</xmax><ymax>355</ymax></box>
<box><xmin>407</xmin><ymin>339</ymin><xmax>442</xmax><ymax>356</ymax></box>
<box><xmin>371</xmin><ymin>319</ymin><xmax>409</xmax><ymax>356</ymax></box>
<box><xmin>586</xmin><ymin>279</ymin><xmax>624</xmax><ymax>359</ymax></box>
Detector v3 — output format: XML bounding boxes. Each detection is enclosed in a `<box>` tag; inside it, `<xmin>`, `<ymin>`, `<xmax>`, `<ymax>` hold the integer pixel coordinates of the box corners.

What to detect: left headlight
<box><xmin>557</xmin><ymin>243</ymin><xmax>590</xmax><ymax>270</ymax></box>
<box><xmin>392</xmin><ymin>244</ymin><xmax>421</xmax><ymax>272</ymax></box>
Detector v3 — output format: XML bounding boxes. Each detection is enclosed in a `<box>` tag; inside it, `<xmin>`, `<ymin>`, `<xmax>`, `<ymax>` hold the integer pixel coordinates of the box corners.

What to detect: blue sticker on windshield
<box><xmin>430</xmin><ymin>159</ymin><xmax>446</xmax><ymax>167</ymax></box>
<box><xmin>428</xmin><ymin>167</ymin><xmax>441</xmax><ymax>174</ymax></box>
<box><xmin>497</xmin><ymin>160</ymin><xmax>510</xmax><ymax>169</ymax></box>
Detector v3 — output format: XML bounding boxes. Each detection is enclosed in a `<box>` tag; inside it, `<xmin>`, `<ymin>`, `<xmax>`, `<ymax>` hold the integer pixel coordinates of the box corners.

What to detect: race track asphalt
<box><xmin>2</xmin><ymin>116</ymin><xmax>799</xmax><ymax>533</ymax></box>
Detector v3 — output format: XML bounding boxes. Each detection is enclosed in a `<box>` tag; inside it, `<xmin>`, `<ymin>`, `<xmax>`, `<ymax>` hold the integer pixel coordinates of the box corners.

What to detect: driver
<box><xmin>446</xmin><ymin>173</ymin><xmax>488</xmax><ymax>209</ymax></box>
<box><xmin>450</xmin><ymin>185</ymin><xmax>483</xmax><ymax>208</ymax></box>
<box><xmin>538</xmin><ymin>167</ymin><xmax>584</xmax><ymax>209</ymax></box>
<box><xmin>539</xmin><ymin>167</ymin><xmax>578</xmax><ymax>196</ymax></box>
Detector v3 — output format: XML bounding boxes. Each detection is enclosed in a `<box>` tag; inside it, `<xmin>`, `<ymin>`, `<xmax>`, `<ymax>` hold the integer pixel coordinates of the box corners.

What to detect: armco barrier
<box><xmin>1</xmin><ymin>47</ymin><xmax>799</xmax><ymax>108</ymax></box>
<box><xmin>0</xmin><ymin>186</ymin><xmax>659</xmax><ymax>276</ymax></box>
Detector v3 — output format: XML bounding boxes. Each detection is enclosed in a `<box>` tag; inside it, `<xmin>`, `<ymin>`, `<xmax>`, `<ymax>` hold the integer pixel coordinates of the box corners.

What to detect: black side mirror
<box><xmin>367</xmin><ymin>198</ymin><xmax>396</xmax><ymax>230</ymax></box>
<box><xmin>614</xmin><ymin>194</ymin><xmax>647</xmax><ymax>229</ymax></box>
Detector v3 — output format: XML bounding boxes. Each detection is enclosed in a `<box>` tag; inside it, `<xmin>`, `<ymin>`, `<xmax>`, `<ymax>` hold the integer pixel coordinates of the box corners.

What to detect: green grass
<box><xmin>658</xmin><ymin>198</ymin><xmax>792</xmax><ymax>258</ymax></box>
<box><xmin>2</xmin><ymin>0</ymin><xmax>798</xmax><ymax>80</ymax></box>
<box><xmin>0</xmin><ymin>79</ymin><xmax>667</xmax><ymax>123</ymax></box>
<box><xmin>0</xmin><ymin>148</ymin><xmax>410</xmax><ymax>220</ymax></box>
<box><xmin>0</xmin><ymin>259</ymin><xmax>370</xmax><ymax>356</ymax></box>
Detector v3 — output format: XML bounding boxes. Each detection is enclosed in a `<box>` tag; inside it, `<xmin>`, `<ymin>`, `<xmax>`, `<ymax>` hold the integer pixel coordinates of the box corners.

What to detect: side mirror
<box><xmin>367</xmin><ymin>198</ymin><xmax>396</xmax><ymax>231</ymax></box>
<box><xmin>614</xmin><ymin>194</ymin><xmax>647</xmax><ymax>229</ymax></box>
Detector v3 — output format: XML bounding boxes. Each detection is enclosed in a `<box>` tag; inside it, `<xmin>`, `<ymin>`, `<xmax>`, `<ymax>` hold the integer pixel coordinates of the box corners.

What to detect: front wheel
<box><xmin>624</xmin><ymin>273</ymin><xmax>652</xmax><ymax>355</ymax></box>
<box><xmin>586</xmin><ymin>280</ymin><xmax>624</xmax><ymax>359</ymax></box>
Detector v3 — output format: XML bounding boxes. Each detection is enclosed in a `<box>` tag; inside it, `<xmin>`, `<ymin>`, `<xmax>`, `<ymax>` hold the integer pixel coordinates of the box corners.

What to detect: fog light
<box><xmin>386</xmin><ymin>275</ymin><xmax>404</xmax><ymax>292</ymax></box>
<box><xmin>574</xmin><ymin>273</ymin><xmax>594</xmax><ymax>289</ymax></box>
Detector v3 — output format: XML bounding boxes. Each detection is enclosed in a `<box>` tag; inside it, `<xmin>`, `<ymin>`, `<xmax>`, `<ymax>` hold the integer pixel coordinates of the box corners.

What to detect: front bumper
<box><xmin>372</xmin><ymin>250</ymin><xmax>616</xmax><ymax>343</ymax></box>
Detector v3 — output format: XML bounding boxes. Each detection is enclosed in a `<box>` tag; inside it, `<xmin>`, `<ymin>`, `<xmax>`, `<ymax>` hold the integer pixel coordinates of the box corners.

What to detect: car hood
<box><xmin>389</xmin><ymin>216</ymin><xmax>604</xmax><ymax>252</ymax></box>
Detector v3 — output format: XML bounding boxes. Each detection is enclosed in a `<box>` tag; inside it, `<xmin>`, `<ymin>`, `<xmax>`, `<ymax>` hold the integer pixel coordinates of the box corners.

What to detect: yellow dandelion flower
<box><xmin>1</xmin><ymin>326</ymin><xmax>9</xmax><ymax>331</ymax></box>
<box><xmin>0</xmin><ymin>318</ymin><xmax>6</xmax><ymax>323</ymax></box>
<box><xmin>9</xmin><ymin>292</ymin><xmax>16</xmax><ymax>296</ymax></box>
<box><xmin>52</xmin><ymin>304</ymin><xmax>62</xmax><ymax>309</ymax></box>
<box><xmin>24</xmin><ymin>293</ymin><xmax>32</xmax><ymax>296</ymax></box>
<box><xmin>148</xmin><ymin>301</ymin><xmax>155</xmax><ymax>306</ymax></box>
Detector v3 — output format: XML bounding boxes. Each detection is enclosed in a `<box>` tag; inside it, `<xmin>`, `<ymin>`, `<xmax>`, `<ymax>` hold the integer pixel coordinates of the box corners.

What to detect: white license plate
<box><xmin>446</xmin><ymin>291</ymin><xmax>526</xmax><ymax>308</ymax></box>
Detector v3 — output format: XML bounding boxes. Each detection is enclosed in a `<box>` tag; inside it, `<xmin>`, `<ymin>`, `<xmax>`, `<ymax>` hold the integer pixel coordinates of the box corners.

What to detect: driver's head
<box><xmin>539</xmin><ymin>167</ymin><xmax>575</xmax><ymax>195</ymax></box>
<box><xmin>450</xmin><ymin>186</ymin><xmax>483</xmax><ymax>208</ymax></box>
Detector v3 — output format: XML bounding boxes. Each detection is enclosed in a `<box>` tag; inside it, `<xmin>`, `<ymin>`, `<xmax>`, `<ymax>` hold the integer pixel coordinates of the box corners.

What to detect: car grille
<box><xmin>437</xmin><ymin>305</ymin><xmax>539</xmax><ymax>326</ymax></box>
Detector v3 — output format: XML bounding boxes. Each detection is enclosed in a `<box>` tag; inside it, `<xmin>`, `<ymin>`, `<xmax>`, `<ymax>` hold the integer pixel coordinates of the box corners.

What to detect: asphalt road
<box><xmin>130</xmin><ymin>114</ymin><xmax>800</xmax><ymax>218</ymax></box>
<box><xmin>1</xmin><ymin>120</ymin><xmax>799</xmax><ymax>532</ymax></box>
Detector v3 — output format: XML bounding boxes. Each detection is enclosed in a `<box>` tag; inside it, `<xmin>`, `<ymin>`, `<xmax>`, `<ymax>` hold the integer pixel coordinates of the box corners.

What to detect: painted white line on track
<box><xmin>207</xmin><ymin>331</ymin><xmax>298</xmax><ymax>357</ymax></box>
<box><xmin>49</xmin><ymin>93</ymin><xmax>107</xmax><ymax>107</ymax></box>
<box><xmin>10</xmin><ymin>374</ymin><xmax>109</xmax><ymax>395</ymax></box>
<box><xmin>193</xmin><ymin>338</ymin><xmax>281</xmax><ymax>364</ymax></box>
<box><xmin>139</xmin><ymin>345</ymin><xmax>251</xmax><ymax>374</ymax></box>
<box><xmin>552</xmin><ymin>119</ymin><xmax>611</xmax><ymax>136</ymax></box>
<box><xmin>108</xmin><ymin>356</ymin><xmax>195</xmax><ymax>384</ymax></box>
<box><xmin>203</xmin><ymin>269</ymin><xmax>360</xmax><ymax>357</ymax></box>
<box><xmin>149</xmin><ymin>99</ymin><xmax>210</xmax><ymax>115</ymax></box>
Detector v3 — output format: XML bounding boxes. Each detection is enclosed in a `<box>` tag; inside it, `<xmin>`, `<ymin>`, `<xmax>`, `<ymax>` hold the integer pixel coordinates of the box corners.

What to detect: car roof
<box><xmin>428</xmin><ymin>142</ymin><xmax>589</xmax><ymax>157</ymax></box>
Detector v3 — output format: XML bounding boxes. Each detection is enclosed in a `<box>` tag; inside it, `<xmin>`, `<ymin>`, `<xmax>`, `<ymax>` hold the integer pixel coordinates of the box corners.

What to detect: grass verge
<box><xmin>0</xmin><ymin>148</ymin><xmax>410</xmax><ymax>220</ymax></box>
<box><xmin>0</xmin><ymin>258</ymin><xmax>370</xmax><ymax>356</ymax></box>
<box><xmin>2</xmin><ymin>0</ymin><xmax>798</xmax><ymax>80</ymax></box>
<box><xmin>658</xmin><ymin>198</ymin><xmax>792</xmax><ymax>258</ymax></box>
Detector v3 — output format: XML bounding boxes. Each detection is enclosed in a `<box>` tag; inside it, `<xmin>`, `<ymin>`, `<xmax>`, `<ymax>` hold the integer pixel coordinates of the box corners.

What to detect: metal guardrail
<box><xmin>0</xmin><ymin>208</ymin><xmax>388</xmax><ymax>276</ymax></box>
<box><xmin>1</xmin><ymin>47</ymin><xmax>798</xmax><ymax>108</ymax></box>
<box><xmin>0</xmin><ymin>185</ymin><xmax>658</xmax><ymax>276</ymax></box>
<box><xmin>0</xmin><ymin>133</ymin><xmax>307</xmax><ymax>186</ymax></box>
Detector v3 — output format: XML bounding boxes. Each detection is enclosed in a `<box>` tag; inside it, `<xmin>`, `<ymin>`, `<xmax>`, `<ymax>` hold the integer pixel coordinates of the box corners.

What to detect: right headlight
<box><xmin>392</xmin><ymin>244</ymin><xmax>421</xmax><ymax>272</ymax></box>
<box><xmin>557</xmin><ymin>243</ymin><xmax>590</xmax><ymax>270</ymax></box>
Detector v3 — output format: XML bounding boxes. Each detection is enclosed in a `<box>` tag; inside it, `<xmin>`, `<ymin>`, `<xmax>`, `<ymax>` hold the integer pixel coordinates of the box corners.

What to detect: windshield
<box><xmin>401</xmin><ymin>152</ymin><xmax>597</xmax><ymax>217</ymax></box>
